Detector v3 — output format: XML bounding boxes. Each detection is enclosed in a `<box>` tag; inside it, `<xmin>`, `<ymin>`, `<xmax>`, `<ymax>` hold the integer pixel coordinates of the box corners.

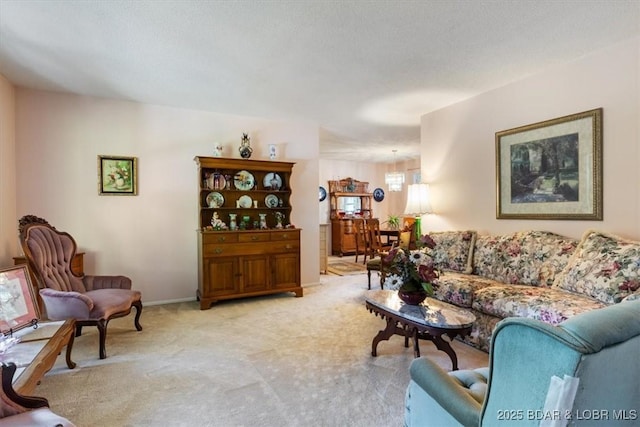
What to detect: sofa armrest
<box><xmin>82</xmin><ymin>275</ymin><xmax>131</xmax><ymax>291</ymax></box>
<box><xmin>39</xmin><ymin>288</ymin><xmax>92</xmax><ymax>319</ymax></box>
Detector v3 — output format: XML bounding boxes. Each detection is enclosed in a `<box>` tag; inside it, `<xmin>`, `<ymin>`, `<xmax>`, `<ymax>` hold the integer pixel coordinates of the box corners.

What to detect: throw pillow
<box><xmin>553</xmin><ymin>230</ymin><xmax>640</xmax><ymax>304</ymax></box>
<box><xmin>428</xmin><ymin>230</ymin><xmax>477</xmax><ymax>274</ymax></box>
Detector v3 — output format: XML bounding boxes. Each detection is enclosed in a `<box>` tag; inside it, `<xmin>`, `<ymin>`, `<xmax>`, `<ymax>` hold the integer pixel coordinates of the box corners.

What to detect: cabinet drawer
<box><xmin>270</xmin><ymin>241</ymin><xmax>300</xmax><ymax>253</ymax></box>
<box><xmin>270</xmin><ymin>230</ymin><xmax>300</xmax><ymax>241</ymax></box>
<box><xmin>238</xmin><ymin>232</ymin><xmax>270</xmax><ymax>243</ymax></box>
<box><xmin>203</xmin><ymin>242</ymin><xmax>268</xmax><ymax>257</ymax></box>
<box><xmin>203</xmin><ymin>241</ymin><xmax>298</xmax><ymax>257</ymax></box>
<box><xmin>202</xmin><ymin>233</ymin><xmax>238</xmax><ymax>244</ymax></box>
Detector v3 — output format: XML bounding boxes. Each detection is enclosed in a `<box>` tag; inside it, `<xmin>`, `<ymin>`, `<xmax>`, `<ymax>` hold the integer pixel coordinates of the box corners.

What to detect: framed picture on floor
<box><xmin>0</xmin><ymin>265</ymin><xmax>40</xmax><ymax>334</ymax></box>
<box><xmin>496</xmin><ymin>108</ymin><xmax>602</xmax><ymax>220</ymax></box>
<box><xmin>98</xmin><ymin>155</ymin><xmax>138</xmax><ymax>195</ymax></box>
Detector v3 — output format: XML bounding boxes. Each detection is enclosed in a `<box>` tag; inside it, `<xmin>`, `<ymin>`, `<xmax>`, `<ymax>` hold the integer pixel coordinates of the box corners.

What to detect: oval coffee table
<box><xmin>365</xmin><ymin>290</ymin><xmax>476</xmax><ymax>370</ymax></box>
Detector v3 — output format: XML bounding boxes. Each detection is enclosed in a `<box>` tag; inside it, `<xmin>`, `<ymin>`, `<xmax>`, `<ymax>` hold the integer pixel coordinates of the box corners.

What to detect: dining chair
<box><xmin>353</xmin><ymin>218</ymin><xmax>369</xmax><ymax>264</ymax></box>
<box><xmin>366</xmin><ymin>218</ymin><xmax>393</xmax><ymax>258</ymax></box>
<box><xmin>366</xmin><ymin>223</ymin><xmax>416</xmax><ymax>289</ymax></box>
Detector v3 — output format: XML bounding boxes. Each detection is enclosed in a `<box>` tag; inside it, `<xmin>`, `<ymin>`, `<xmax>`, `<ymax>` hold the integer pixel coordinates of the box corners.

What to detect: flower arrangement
<box><xmin>383</xmin><ymin>234</ymin><xmax>440</xmax><ymax>296</ymax></box>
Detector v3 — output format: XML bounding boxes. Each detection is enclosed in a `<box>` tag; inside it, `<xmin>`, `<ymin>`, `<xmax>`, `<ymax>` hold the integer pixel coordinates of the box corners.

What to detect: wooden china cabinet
<box><xmin>329</xmin><ymin>178</ymin><xmax>373</xmax><ymax>256</ymax></box>
<box><xmin>194</xmin><ymin>156</ymin><xmax>303</xmax><ymax>310</ymax></box>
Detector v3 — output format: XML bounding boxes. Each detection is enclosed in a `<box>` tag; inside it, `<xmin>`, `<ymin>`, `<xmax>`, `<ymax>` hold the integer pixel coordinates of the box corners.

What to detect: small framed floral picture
<box><xmin>98</xmin><ymin>155</ymin><xmax>138</xmax><ymax>196</ymax></box>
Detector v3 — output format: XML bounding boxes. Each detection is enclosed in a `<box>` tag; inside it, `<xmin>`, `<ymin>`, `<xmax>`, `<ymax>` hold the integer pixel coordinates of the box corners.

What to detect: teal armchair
<box><xmin>404</xmin><ymin>300</ymin><xmax>640</xmax><ymax>426</ymax></box>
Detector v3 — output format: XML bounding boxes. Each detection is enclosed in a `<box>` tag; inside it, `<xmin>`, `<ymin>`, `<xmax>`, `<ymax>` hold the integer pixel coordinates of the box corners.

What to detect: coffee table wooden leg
<box><xmin>65</xmin><ymin>327</ymin><xmax>76</xmax><ymax>369</ymax></box>
<box><xmin>404</xmin><ymin>325</ymin><xmax>410</xmax><ymax>348</ymax></box>
<box><xmin>431</xmin><ymin>335</ymin><xmax>458</xmax><ymax>371</ymax></box>
<box><xmin>371</xmin><ymin>318</ymin><xmax>398</xmax><ymax>357</ymax></box>
<box><xmin>412</xmin><ymin>328</ymin><xmax>421</xmax><ymax>358</ymax></box>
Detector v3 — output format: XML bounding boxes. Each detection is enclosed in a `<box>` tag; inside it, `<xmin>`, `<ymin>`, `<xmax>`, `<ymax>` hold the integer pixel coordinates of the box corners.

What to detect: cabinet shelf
<box><xmin>200</xmin><ymin>207</ymin><xmax>292</xmax><ymax>211</ymax></box>
<box><xmin>201</xmin><ymin>188</ymin><xmax>290</xmax><ymax>193</ymax></box>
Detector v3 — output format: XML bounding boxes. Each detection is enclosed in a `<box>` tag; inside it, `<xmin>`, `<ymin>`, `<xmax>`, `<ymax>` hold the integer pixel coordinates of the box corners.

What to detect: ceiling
<box><xmin>0</xmin><ymin>1</ymin><xmax>638</xmax><ymax>163</ymax></box>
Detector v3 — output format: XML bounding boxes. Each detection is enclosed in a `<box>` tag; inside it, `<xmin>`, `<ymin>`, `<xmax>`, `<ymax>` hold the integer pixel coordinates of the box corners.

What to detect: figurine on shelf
<box><xmin>213</xmin><ymin>143</ymin><xmax>223</xmax><ymax>157</ymax></box>
<box><xmin>229</xmin><ymin>213</ymin><xmax>237</xmax><ymax>231</ymax></box>
<box><xmin>259</xmin><ymin>213</ymin><xmax>267</xmax><ymax>230</ymax></box>
<box><xmin>210</xmin><ymin>212</ymin><xmax>228</xmax><ymax>230</ymax></box>
<box><xmin>274</xmin><ymin>212</ymin><xmax>284</xmax><ymax>229</ymax></box>
<box><xmin>239</xmin><ymin>133</ymin><xmax>253</xmax><ymax>159</ymax></box>
<box><xmin>268</xmin><ymin>144</ymin><xmax>277</xmax><ymax>160</ymax></box>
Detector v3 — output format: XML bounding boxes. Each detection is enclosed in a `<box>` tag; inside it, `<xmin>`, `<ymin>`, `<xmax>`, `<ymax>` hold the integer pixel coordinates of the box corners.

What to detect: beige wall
<box><xmin>421</xmin><ymin>37</ymin><xmax>640</xmax><ymax>240</ymax></box>
<box><xmin>13</xmin><ymin>90</ymin><xmax>320</xmax><ymax>304</ymax></box>
<box><xmin>0</xmin><ymin>74</ymin><xmax>16</xmax><ymax>266</ymax></box>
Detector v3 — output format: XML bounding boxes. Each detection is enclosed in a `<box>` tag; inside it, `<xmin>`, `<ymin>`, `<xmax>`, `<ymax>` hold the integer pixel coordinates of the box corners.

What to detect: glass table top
<box><xmin>365</xmin><ymin>290</ymin><xmax>476</xmax><ymax>329</ymax></box>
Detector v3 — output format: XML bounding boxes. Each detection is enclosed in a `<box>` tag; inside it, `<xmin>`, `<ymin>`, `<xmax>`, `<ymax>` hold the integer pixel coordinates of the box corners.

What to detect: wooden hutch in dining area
<box><xmin>329</xmin><ymin>178</ymin><xmax>373</xmax><ymax>256</ymax></box>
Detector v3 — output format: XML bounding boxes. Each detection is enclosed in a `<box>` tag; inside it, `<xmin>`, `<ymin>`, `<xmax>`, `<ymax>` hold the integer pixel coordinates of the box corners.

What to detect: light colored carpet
<box><xmin>327</xmin><ymin>260</ymin><xmax>367</xmax><ymax>276</ymax></box>
<box><xmin>35</xmin><ymin>273</ymin><xmax>488</xmax><ymax>427</ymax></box>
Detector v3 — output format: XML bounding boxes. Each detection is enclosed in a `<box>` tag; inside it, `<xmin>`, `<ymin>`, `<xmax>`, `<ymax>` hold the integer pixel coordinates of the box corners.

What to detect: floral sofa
<box><xmin>426</xmin><ymin>229</ymin><xmax>640</xmax><ymax>352</ymax></box>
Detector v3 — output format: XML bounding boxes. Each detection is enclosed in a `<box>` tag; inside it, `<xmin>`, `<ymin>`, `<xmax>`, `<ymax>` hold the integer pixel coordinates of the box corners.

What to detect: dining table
<box><xmin>379</xmin><ymin>228</ymin><xmax>401</xmax><ymax>246</ymax></box>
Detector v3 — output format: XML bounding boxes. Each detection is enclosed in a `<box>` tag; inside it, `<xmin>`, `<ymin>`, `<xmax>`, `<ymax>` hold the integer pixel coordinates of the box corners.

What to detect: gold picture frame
<box><xmin>496</xmin><ymin>108</ymin><xmax>602</xmax><ymax>220</ymax></box>
<box><xmin>98</xmin><ymin>155</ymin><xmax>138</xmax><ymax>196</ymax></box>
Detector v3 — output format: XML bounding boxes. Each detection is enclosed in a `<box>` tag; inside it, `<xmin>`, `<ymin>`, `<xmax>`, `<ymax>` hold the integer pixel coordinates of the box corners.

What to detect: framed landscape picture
<box><xmin>98</xmin><ymin>155</ymin><xmax>138</xmax><ymax>195</ymax></box>
<box><xmin>496</xmin><ymin>108</ymin><xmax>602</xmax><ymax>220</ymax></box>
<box><xmin>0</xmin><ymin>265</ymin><xmax>40</xmax><ymax>334</ymax></box>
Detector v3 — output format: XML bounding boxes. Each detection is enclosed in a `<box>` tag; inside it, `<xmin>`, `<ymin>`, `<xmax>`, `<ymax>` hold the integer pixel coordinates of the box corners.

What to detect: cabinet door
<box><xmin>202</xmin><ymin>256</ymin><xmax>240</xmax><ymax>296</ymax></box>
<box><xmin>271</xmin><ymin>253</ymin><xmax>300</xmax><ymax>289</ymax></box>
<box><xmin>241</xmin><ymin>255</ymin><xmax>270</xmax><ymax>292</ymax></box>
<box><xmin>342</xmin><ymin>233</ymin><xmax>356</xmax><ymax>253</ymax></box>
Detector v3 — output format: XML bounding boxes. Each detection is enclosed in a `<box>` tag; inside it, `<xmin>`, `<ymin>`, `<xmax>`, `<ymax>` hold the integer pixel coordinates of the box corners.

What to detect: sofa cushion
<box><xmin>553</xmin><ymin>230</ymin><xmax>640</xmax><ymax>304</ymax></box>
<box><xmin>428</xmin><ymin>231</ymin><xmax>476</xmax><ymax>274</ymax></box>
<box><xmin>472</xmin><ymin>231</ymin><xmax>578</xmax><ymax>286</ymax></box>
<box><xmin>472</xmin><ymin>285</ymin><xmax>606</xmax><ymax>324</ymax></box>
<box><xmin>433</xmin><ymin>272</ymin><xmax>497</xmax><ymax>308</ymax></box>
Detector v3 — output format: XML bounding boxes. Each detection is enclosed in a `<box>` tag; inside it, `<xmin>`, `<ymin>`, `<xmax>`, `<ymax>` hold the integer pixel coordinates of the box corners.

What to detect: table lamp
<box><xmin>403</xmin><ymin>183</ymin><xmax>433</xmax><ymax>240</ymax></box>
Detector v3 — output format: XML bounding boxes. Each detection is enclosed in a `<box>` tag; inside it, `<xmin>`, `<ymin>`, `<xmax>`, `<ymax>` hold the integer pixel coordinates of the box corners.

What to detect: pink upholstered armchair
<box><xmin>18</xmin><ymin>215</ymin><xmax>142</xmax><ymax>359</ymax></box>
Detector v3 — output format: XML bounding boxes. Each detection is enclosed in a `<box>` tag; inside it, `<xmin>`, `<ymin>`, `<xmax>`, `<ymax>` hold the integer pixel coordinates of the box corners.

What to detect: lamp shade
<box><xmin>404</xmin><ymin>183</ymin><xmax>433</xmax><ymax>215</ymax></box>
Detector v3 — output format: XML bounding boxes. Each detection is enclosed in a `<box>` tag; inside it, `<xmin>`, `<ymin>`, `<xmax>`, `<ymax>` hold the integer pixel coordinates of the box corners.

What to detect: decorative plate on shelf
<box><xmin>238</xmin><ymin>195</ymin><xmax>253</xmax><ymax>208</ymax></box>
<box><xmin>373</xmin><ymin>187</ymin><xmax>385</xmax><ymax>202</ymax></box>
<box><xmin>319</xmin><ymin>186</ymin><xmax>327</xmax><ymax>202</ymax></box>
<box><xmin>265</xmin><ymin>194</ymin><xmax>279</xmax><ymax>208</ymax></box>
<box><xmin>263</xmin><ymin>172</ymin><xmax>282</xmax><ymax>190</ymax></box>
<box><xmin>206</xmin><ymin>192</ymin><xmax>224</xmax><ymax>208</ymax></box>
<box><xmin>206</xmin><ymin>173</ymin><xmax>226</xmax><ymax>191</ymax></box>
<box><xmin>234</xmin><ymin>170</ymin><xmax>255</xmax><ymax>191</ymax></box>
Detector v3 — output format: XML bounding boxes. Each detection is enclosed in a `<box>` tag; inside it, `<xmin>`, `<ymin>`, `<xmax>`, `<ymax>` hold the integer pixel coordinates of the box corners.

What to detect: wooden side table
<box><xmin>13</xmin><ymin>252</ymin><xmax>84</xmax><ymax>317</ymax></box>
